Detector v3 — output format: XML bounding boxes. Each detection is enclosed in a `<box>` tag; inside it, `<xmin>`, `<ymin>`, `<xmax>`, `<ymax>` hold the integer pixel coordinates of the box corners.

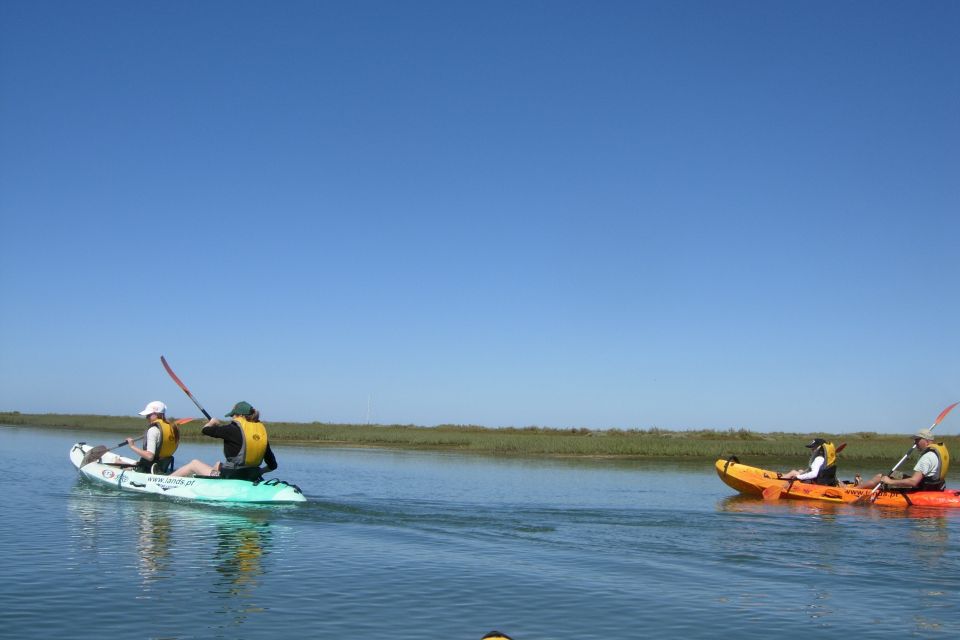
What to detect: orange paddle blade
<box><xmin>160</xmin><ymin>355</ymin><xmax>212</xmax><ymax>420</ymax></box>
<box><xmin>933</xmin><ymin>402</ymin><xmax>959</xmax><ymax>427</ymax></box>
<box><xmin>762</xmin><ymin>485</ymin><xmax>783</xmax><ymax>500</ymax></box>
<box><xmin>161</xmin><ymin>355</ymin><xmax>190</xmax><ymax>393</ymax></box>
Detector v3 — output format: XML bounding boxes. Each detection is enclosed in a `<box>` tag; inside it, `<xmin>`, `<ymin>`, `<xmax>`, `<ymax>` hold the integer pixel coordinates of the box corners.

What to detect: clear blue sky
<box><xmin>1</xmin><ymin>1</ymin><xmax>957</xmax><ymax>433</ymax></box>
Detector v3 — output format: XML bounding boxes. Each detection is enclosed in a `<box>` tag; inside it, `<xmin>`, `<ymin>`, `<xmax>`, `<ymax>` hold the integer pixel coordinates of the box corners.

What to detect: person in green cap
<box><xmin>169</xmin><ymin>401</ymin><xmax>278</xmax><ymax>480</ymax></box>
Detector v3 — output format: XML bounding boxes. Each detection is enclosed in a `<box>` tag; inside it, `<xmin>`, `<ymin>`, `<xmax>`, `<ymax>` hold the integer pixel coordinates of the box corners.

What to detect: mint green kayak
<box><xmin>70</xmin><ymin>443</ymin><xmax>306</xmax><ymax>503</ymax></box>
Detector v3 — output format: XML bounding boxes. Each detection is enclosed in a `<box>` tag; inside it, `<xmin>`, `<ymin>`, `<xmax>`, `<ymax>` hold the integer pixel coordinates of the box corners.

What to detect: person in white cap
<box><xmin>859</xmin><ymin>428</ymin><xmax>950</xmax><ymax>491</ymax></box>
<box><xmin>127</xmin><ymin>401</ymin><xmax>180</xmax><ymax>473</ymax></box>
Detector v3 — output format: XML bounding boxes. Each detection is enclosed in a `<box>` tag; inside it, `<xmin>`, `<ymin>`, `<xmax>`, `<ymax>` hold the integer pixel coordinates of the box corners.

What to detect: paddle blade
<box><xmin>175</xmin><ymin>417</ymin><xmax>198</xmax><ymax>425</ymax></box>
<box><xmin>762</xmin><ymin>485</ymin><xmax>783</xmax><ymax>501</ymax></box>
<box><xmin>933</xmin><ymin>402</ymin><xmax>959</xmax><ymax>428</ymax></box>
<box><xmin>81</xmin><ymin>445</ymin><xmax>109</xmax><ymax>466</ymax></box>
<box><xmin>161</xmin><ymin>355</ymin><xmax>189</xmax><ymax>392</ymax></box>
<box><xmin>161</xmin><ymin>355</ymin><xmax>212</xmax><ymax>420</ymax></box>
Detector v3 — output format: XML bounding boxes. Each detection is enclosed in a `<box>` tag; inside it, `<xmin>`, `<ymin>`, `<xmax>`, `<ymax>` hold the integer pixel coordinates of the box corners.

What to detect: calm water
<box><xmin>1</xmin><ymin>426</ymin><xmax>958</xmax><ymax>639</ymax></box>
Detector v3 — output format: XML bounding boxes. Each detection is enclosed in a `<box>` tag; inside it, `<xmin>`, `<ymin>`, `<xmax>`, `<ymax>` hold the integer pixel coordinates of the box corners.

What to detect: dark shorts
<box><xmin>220</xmin><ymin>466</ymin><xmax>263</xmax><ymax>481</ymax></box>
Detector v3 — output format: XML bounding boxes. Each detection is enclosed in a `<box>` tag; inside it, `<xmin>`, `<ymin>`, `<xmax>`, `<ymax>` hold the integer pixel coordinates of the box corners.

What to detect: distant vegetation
<box><xmin>3</xmin><ymin>411</ymin><xmax>952</xmax><ymax>461</ymax></box>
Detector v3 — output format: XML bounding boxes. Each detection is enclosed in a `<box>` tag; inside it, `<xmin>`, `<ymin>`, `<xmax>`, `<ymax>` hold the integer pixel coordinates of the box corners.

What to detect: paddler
<box><xmin>127</xmin><ymin>400</ymin><xmax>180</xmax><ymax>474</ymax></box>
<box><xmin>778</xmin><ymin>438</ymin><xmax>839</xmax><ymax>486</ymax></box>
<box><xmin>858</xmin><ymin>428</ymin><xmax>949</xmax><ymax>491</ymax></box>
<box><xmin>170</xmin><ymin>401</ymin><xmax>278</xmax><ymax>480</ymax></box>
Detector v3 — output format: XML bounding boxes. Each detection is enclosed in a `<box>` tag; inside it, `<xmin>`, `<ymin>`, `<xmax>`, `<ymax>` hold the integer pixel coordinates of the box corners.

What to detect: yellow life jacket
<box><xmin>822</xmin><ymin>441</ymin><xmax>837</xmax><ymax>468</ymax></box>
<box><xmin>808</xmin><ymin>441</ymin><xmax>838</xmax><ymax>486</ymax></box>
<box><xmin>231</xmin><ymin>416</ymin><xmax>268</xmax><ymax>467</ymax></box>
<box><xmin>920</xmin><ymin>442</ymin><xmax>950</xmax><ymax>486</ymax></box>
<box><xmin>154</xmin><ymin>418</ymin><xmax>180</xmax><ymax>459</ymax></box>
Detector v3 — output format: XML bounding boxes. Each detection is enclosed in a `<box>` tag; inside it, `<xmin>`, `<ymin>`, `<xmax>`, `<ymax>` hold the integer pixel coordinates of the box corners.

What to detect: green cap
<box><xmin>226</xmin><ymin>401</ymin><xmax>254</xmax><ymax>417</ymax></box>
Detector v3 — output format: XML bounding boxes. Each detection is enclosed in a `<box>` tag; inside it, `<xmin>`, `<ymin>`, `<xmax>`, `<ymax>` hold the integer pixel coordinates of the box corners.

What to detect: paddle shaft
<box><xmin>161</xmin><ymin>356</ymin><xmax>212</xmax><ymax>420</ymax></box>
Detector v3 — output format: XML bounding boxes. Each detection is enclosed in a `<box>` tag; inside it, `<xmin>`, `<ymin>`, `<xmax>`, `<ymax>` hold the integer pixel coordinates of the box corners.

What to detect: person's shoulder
<box><xmin>214</xmin><ymin>420</ymin><xmax>243</xmax><ymax>433</ymax></box>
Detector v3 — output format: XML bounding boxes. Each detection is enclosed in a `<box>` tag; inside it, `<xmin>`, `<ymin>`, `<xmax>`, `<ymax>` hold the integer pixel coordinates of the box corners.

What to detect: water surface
<box><xmin>1</xmin><ymin>426</ymin><xmax>957</xmax><ymax>639</ymax></box>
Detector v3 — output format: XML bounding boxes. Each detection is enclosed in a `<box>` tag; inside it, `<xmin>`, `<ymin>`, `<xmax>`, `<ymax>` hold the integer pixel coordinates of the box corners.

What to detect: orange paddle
<box><xmin>161</xmin><ymin>355</ymin><xmax>212</xmax><ymax>420</ymax></box>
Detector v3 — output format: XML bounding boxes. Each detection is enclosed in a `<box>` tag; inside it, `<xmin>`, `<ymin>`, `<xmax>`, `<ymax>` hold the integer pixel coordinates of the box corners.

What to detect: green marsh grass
<box><xmin>3</xmin><ymin>411</ymin><xmax>953</xmax><ymax>462</ymax></box>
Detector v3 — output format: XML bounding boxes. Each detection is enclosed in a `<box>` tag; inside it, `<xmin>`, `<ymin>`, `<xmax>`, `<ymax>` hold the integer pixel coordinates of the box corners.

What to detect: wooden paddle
<box><xmin>856</xmin><ymin>401</ymin><xmax>958</xmax><ymax>504</ymax></box>
<box><xmin>763</xmin><ymin>442</ymin><xmax>847</xmax><ymax>501</ymax></box>
<box><xmin>161</xmin><ymin>355</ymin><xmax>212</xmax><ymax>420</ymax></box>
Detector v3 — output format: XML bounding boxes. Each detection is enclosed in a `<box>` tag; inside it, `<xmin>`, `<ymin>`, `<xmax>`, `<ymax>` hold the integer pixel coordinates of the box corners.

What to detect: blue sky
<box><xmin>1</xmin><ymin>1</ymin><xmax>957</xmax><ymax>433</ymax></box>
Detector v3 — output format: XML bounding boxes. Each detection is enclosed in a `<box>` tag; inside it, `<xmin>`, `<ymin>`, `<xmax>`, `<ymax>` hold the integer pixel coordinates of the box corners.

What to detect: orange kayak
<box><xmin>715</xmin><ymin>457</ymin><xmax>960</xmax><ymax>508</ymax></box>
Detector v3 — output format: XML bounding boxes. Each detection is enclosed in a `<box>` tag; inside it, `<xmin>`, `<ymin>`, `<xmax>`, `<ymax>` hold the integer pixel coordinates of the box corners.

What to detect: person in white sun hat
<box><xmin>126</xmin><ymin>400</ymin><xmax>180</xmax><ymax>474</ymax></box>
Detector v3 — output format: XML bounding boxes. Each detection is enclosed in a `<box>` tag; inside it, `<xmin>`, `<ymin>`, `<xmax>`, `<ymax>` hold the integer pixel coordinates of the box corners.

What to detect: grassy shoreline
<box><xmin>3</xmin><ymin>411</ymin><xmax>951</xmax><ymax>462</ymax></box>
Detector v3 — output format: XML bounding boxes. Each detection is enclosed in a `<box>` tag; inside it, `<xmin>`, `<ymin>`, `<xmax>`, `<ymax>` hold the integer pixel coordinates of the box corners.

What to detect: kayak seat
<box><xmin>220</xmin><ymin>466</ymin><xmax>265</xmax><ymax>482</ymax></box>
<box><xmin>151</xmin><ymin>457</ymin><xmax>175</xmax><ymax>475</ymax></box>
<box><xmin>917</xmin><ymin>479</ymin><xmax>946</xmax><ymax>492</ymax></box>
<box><xmin>198</xmin><ymin>468</ymin><xmax>266</xmax><ymax>482</ymax></box>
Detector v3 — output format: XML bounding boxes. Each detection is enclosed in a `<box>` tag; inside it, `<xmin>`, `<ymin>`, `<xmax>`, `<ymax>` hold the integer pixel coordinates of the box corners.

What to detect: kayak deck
<box><xmin>70</xmin><ymin>443</ymin><xmax>306</xmax><ymax>503</ymax></box>
<box><xmin>715</xmin><ymin>457</ymin><xmax>960</xmax><ymax>508</ymax></box>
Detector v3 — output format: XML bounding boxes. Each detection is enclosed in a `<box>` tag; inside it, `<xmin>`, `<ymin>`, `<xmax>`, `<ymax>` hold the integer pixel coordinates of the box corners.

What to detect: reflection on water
<box><xmin>715</xmin><ymin>493</ymin><xmax>956</xmax><ymax>636</ymax></box>
<box><xmin>137</xmin><ymin>500</ymin><xmax>174</xmax><ymax>584</ymax></box>
<box><xmin>718</xmin><ymin>494</ymin><xmax>958</xmax><ymax>522</ymax></box>
<box><xmin>212</xmin><ymin>511</ymin><xmax>272</xmax><ymax>596</ymax></box>
<box><xmin>206</xmin><ymin>509</ymin><xmax>273</xmax><ymax>631</ymax></box>
<box><xmin>66</xmin><ymin>482</ymin><xmax>275</xmax><ymax>630</ymax></box>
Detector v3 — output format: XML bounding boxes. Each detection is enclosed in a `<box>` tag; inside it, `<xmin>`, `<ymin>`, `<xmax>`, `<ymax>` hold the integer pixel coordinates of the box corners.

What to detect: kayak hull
<box><xmin>715</xmin><ymin>457</ymin><xmax>960</xmax><ymax>508</ymax></box>
<box><xmin>70</xmin><ymin>443</ymin><xmax>306</xmax><ymax>503</ymax></box>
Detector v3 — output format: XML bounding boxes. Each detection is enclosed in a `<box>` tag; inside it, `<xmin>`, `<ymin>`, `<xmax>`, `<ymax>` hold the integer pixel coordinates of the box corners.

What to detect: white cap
<box><xmin>138</xmin><ymin>400</ymin><xmax>167</xmax><ymax>416</ymax></box>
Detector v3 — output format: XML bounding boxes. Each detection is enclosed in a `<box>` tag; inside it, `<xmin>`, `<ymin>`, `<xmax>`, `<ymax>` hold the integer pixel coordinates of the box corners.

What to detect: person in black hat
<box><xmin>170</xmin><ymin>401</ymin><xmax>278</xmax><ymax>480</ymax></box>
<box><xmin>778</xmin><ymin>437</ymin><xmax>839</xmax><ymax>485</ymax></box>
